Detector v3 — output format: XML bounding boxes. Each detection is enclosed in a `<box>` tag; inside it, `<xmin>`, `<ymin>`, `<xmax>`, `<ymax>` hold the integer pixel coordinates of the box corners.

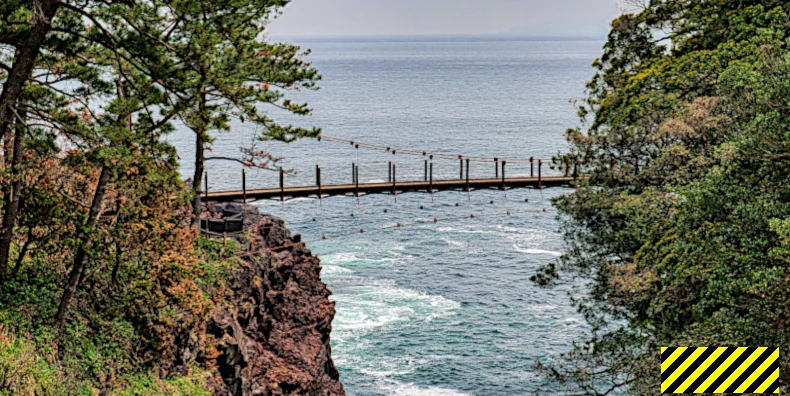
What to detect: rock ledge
<box><xmin>202</xmin><ymin>203</ymin><xmax>344</xmax><ymax>396</ymax></box>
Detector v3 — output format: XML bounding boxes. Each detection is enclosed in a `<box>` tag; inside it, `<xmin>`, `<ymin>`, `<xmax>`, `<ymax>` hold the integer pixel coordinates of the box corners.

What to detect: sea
<box><xmin>168</xmin><ymin>35</ymin><xmax>603</xmax><ymax>396</ymax></box>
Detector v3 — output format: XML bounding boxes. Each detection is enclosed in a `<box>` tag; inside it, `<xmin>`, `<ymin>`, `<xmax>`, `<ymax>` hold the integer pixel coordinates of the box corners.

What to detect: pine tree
<box><xmin>154</xmin><ymin>0</ymin><xmax>320</xmax><ymax>229</ymax></box>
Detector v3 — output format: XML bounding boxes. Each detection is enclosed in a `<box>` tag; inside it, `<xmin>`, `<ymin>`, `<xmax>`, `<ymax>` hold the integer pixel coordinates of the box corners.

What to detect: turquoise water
<box><xmin>169</xmin><ymin>36</ymin><xmax>602</xmax><ymax>395</ymax></box>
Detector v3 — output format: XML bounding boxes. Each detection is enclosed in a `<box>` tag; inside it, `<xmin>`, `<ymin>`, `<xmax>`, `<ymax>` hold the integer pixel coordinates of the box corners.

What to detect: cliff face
<box><xmin>202</xmin><ymin>203</ymin><xmax>344</xmax><ymax>396</ymax></box>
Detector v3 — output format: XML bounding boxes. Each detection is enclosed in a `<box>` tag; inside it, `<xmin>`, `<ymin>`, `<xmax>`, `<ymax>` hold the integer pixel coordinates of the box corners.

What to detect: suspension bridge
<box><xmin>200</xmin><ymin>136</ymin><xmax>583</xmax><ymax>242</ymax></box>
<box><xmin>205</xmin><ymin>136</ymin><xmax>581</xmax><ymax>203</ymax></box>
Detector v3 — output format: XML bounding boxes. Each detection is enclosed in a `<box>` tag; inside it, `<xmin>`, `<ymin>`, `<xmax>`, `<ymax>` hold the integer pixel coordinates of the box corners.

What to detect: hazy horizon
<box><xmin>269</xmin><ymin>0</ymin><xmax>622</xmax><ymax>38</ymax></box>
<box><xmin>270</xmin><ymin>32</ymin><xmax>608</xmax><ymax>40</ymax></box>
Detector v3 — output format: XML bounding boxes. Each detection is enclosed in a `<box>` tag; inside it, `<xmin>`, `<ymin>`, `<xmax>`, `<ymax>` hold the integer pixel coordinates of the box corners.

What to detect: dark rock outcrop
<box><xmin>203</xmin><ymin>203</ymin><xmax>344</xmax><ymax>396</ymax></box>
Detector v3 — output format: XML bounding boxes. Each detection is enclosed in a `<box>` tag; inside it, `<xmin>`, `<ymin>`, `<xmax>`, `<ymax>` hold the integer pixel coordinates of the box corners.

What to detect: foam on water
<box><xmin>331</xmin><ymin>280</ymin><xmax>460</xmax><ymax>342</ymax></box>
<box><xmin>321</xmin><ymin>265</ymin><xmax>355</xmax><ymax>276</ymax></box>
<box><xmin>255</xmin><ymin>197</ymin><xmax>315</xmax><ymax>206</ymax></box>
<box><xmin>441</xmin><ymin>238</ymin><xmax>467</xmax><ymax>248</ymax></box>
<box><xmin>377</xmin><ymin>380</ymin><xmax>471</xmax><ymax>396</ymax></box>
<box><xmin>318</xmin><ymin>245</ymin><xmax>464</xmax><ymax>393</ymax></box>
<box><xmin>320</xmin><ymin>251</ymin><xmax>406</xmax><ymax>270</ymax></box>
<box><xmin>321</xmin><ymin>252</ymin><xmax>362</xmax><ymax>265</ymax></box>
<box><xmin>512</xmin><ymin>245</ymin><xmax>563</xmax><ymax>257</ymax></box>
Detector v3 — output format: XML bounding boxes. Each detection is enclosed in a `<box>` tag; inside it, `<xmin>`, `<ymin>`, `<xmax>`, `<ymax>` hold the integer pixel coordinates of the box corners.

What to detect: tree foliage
<box><xmin>0</xmin><ymin>0</ymin><xmax>318</xmax><ymax>392</ymax></box>
<box><xmin>535</xmin><ymin>1</ymin><xmax>790</xmax><ymax>394</ymax></box>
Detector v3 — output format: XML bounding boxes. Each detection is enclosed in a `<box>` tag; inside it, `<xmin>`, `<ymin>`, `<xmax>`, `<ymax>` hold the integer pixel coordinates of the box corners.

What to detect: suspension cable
<box><xmin>320</xmin><ymin>135</ymin><xmax>553</xmax><ymax>164</ymax></box>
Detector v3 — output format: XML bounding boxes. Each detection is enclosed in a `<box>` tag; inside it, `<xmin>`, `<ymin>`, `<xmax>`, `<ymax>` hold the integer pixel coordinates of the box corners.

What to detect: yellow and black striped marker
<box><xmin>661</xmin><ymin>347</ymin><xmax>779</xmax><ymax>393</ymax></box>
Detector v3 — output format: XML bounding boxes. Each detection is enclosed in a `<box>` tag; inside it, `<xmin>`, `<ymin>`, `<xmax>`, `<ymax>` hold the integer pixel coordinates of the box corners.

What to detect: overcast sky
<box><xmin>269</xmin><ymin>0</ymin><xmax>623</xmax><ymax>38</ymax></box>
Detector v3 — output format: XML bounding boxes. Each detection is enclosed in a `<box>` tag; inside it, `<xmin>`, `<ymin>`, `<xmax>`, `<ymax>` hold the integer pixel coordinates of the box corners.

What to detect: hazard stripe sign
<box><xmin>661</xmin><ymin>347</ymin><xmax>779</xmax><ymax>394</ymax></box>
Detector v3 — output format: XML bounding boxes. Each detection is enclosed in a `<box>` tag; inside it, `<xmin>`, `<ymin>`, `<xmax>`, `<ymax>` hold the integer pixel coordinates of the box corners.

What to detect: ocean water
<box><xmin>168</xmin><ymin>36</ymin><xmax>602</xmax><ymax>395</ymax></box>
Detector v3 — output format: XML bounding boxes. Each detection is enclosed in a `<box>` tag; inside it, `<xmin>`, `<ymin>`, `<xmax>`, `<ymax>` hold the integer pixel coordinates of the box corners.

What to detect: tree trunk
<box><xmin>0</xmin><ymin>115</ymin><xmax>27</xmax><ymax>284</ymax></box>
<box><xmin>0</xmin><ymin>0</ymin><xmax>60</xmax><ymax>283</ymax></box>
<box><xmin>192</xmin><ymin>132</ymin><xmax>205</xmax><ymax>228</ymax></box>
<box><xmin>111</xmin><ymin>198</ymin><xmax>122</xmax><ymax>289</ymax></box>
<box><xmin>191</xmin><ymin>91</ymin><xmax>208</xmax><ymax>229</ymax></box>
<box><xmin>10</xmin><ymin>226</ymin><xmax>34</xmax><ymax>279</ymax></box>
<box><xmin>54</xmin><ymin>166</ymin><xmax>111</xmax><ymax>335</ymax></box>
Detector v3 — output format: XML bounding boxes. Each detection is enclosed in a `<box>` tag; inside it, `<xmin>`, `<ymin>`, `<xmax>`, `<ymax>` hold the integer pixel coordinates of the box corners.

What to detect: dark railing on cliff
<box><xmin>200</xmin><ymin>206</ymin><xmax>245</xmax><ymax>240</ymax></box>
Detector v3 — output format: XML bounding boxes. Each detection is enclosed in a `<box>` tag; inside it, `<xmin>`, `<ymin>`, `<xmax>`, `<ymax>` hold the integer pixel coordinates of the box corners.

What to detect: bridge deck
<box><xmin>206</xmin><ymin>176</ymin><xmax>578</xmax><ymax>202</ymax></box>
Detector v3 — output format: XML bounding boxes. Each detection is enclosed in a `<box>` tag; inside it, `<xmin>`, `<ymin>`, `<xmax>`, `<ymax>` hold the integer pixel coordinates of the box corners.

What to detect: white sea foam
<box><xmin>437</xmin><ymin>224</ymin><xmax>557</xmax><ymax>241</ymax></box>
<box><xmin>331</xmin><ymin>284</ymin><xmax>460</xmax><ymax>342</ymax></box>
<box><xmin>512</xmin><ymin>245</ymin><xmax>562</xmax><ymax>257</ymax></box>
<box><xmin>441</xmin><ymin>238</ymin><xmax>467</xmax><ymax>248</ymax></box>
<box><xmin>320</xmin><ymin>251</ymin><xmax>406</xmax><ymax>269</ymax></box>
<box><xmin>253</xmin><ymin>197</ymin><xmax>314</xmax><ymax>206</ymax></box>
<box><xmin>284</xmin><ymin>197</ymin><xmax>315</xmax><ymax>204</ymax></box>
<box><xmin>320</xmin><ymin>252</ymin><xmax>361</xmax><ymax>265</ymax></box>
<box><xmin>320</xmin><ymin>265</ymin><xmax>354</xmax><ymax>275</ymax></box>
<box><xmin>523</xmin><ymin>303</ymin><xmax>558</xmax><ymax>313</ymax></box>
<box><xmin>325</xmin><ymin>264</ymin><xmax>461</xmax><ymax>384</ymax></box>
<box><xmin>378</xmin><ymin>379</ymin><xmax>471</xmax><ymax>396</ymax></box>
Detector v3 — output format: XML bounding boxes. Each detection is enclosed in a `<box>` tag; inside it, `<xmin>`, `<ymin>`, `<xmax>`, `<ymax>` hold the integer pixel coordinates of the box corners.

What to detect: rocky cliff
<box><xmin>200</xmin><ymin>203</ymin><xmax>344</xmax><ymax>396</ymax></box>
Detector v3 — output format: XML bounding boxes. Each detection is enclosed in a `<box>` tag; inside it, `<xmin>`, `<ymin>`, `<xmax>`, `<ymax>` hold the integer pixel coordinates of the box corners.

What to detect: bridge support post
<box><xmin>501</xmin><ymin>161</ymin><xmax>506</xmax><ymax>190</ymax></box>
<box><xmin>495</xmin><ymin>158</ymin><xmax>498</xmax><ymax>178</ymax></box>
<box><xmin>459</xmin><ymin>157</ymin><xmax>463</xmax><ymax>180</ymax></box>
<box><xmin>530</xmin><ymin>157</ymin><xmax>534</xmax><ymax>178</ymax></box>
<box><xmin>243</xmin><ymin>168</ymin><xmax>247</xmax><ymax>204</ymax></box>
<box><xmin>538</xmin><ymin>160</ymin><xmax>542</xmax><ymax>189</ymax></box>
<box><xmin>429</xmin><ymin>163</ymin><xmax>433</xmax><ymax>193</ymax></box>
<box><xmin>355</xmin><ymin>164</ymin><xmax>359</xmax><ymax>197</ymax></box>
<box><xmin>425</xmin><ymin>160</ymin><xmax>428</xmax><ymax>181</ymax></box>
<box><xmin>392</xmin><ymin>164</ymin><xmax>396</xmax><ymax>195</ymax></box>
<box><xmin>317</xmin><ymin>165</ymin><xmax>322</xmax><ymax>198</ymax></box>
<box><xmin>280</xmin><ymin>167</ymin><xmax>284</xmax><ymax>202</ymax></box>
<box><xmin>388</xmin><ymin>161</ymin><xmax>392</xmax><ymax>183</ymax></box>
<box><xmin>352</xmin><ymin>163</ymin><xmax>356</xmax><ymax>184</ymax></box>
<box><xmin>465</xmin><ymin>158</ymin><xmax>470</xmax><ymax>192</ymax></box>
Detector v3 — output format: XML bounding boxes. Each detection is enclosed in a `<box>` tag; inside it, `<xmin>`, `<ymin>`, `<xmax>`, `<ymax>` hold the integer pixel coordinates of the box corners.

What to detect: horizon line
<box><xmin>269</xmin><ymin>32</ymin><xmax>606</xmax><ymax>40</ymax></box>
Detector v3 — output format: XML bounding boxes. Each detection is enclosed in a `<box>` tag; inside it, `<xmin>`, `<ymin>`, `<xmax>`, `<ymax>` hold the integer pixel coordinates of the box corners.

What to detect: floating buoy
<box><xmin>360</xmin><ymin>229</ymin><xmax>365</xmax><ymax>233</ymax></box>
<box><xmin>322</xmin><ymin>235</ymin><xmax>327</xmax><ymax>240</ymax></box>
<box><xmin>455</xmin><ymin>203</ymin><xmax>460</xmax><ymax>207</ymax></box>
<box><xmin>397</xmin><ymin>223</ymin><xmax>401</xmax><ymax>227</ymax></box>
<box><xmin>543</xmin><ymin>208</ymin><xmax>547</xmax><ymax>212</ymax></box>
<box><xmin>312</xmin><ymin>218</ymin><xmax>316</xmax><ymax>222</ymax></box>
<box><xmin>384</xmin><ymin>209</ymin><xmax>388</xmax><ymax>213</ymax></box>
<box><xmin>525</xmin><ymin>199</ymin><xmax>529</xmax><ymax>202</ymax></box>
<box><xmin>350</xmin><ymin>213</ymin><xmax>354</xmax><ymax>217</ymax></box>
<box><xmin>470</xmin><ymin>214</ymin><xmax>475</xmax><ymax>219</ymax></box>
<box><xmin>434</xmin><ymin>218</ymin><xmax>438</xmax><ymax>223</ymax></box>
<box><xmin>490</xmin><ymin>200</ymin><xmax>494</xmax><ymax>204</ymax></box>
<box><xmin>420</xmin><ymin>205</ymin><xmax>424</xmax><ymax>209</ymax></box>
<box><xmin>507</xmin><ymin>211</ymin><xmax>511</xmax><ymax>215</ymax></box>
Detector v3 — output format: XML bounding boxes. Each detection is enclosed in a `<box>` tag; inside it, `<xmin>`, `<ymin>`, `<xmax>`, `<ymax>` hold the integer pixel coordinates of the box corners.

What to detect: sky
<box><xmin>269</xmin><ymin>0</ymin><xmax>623</xmax><ymax>38</ymax></box>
